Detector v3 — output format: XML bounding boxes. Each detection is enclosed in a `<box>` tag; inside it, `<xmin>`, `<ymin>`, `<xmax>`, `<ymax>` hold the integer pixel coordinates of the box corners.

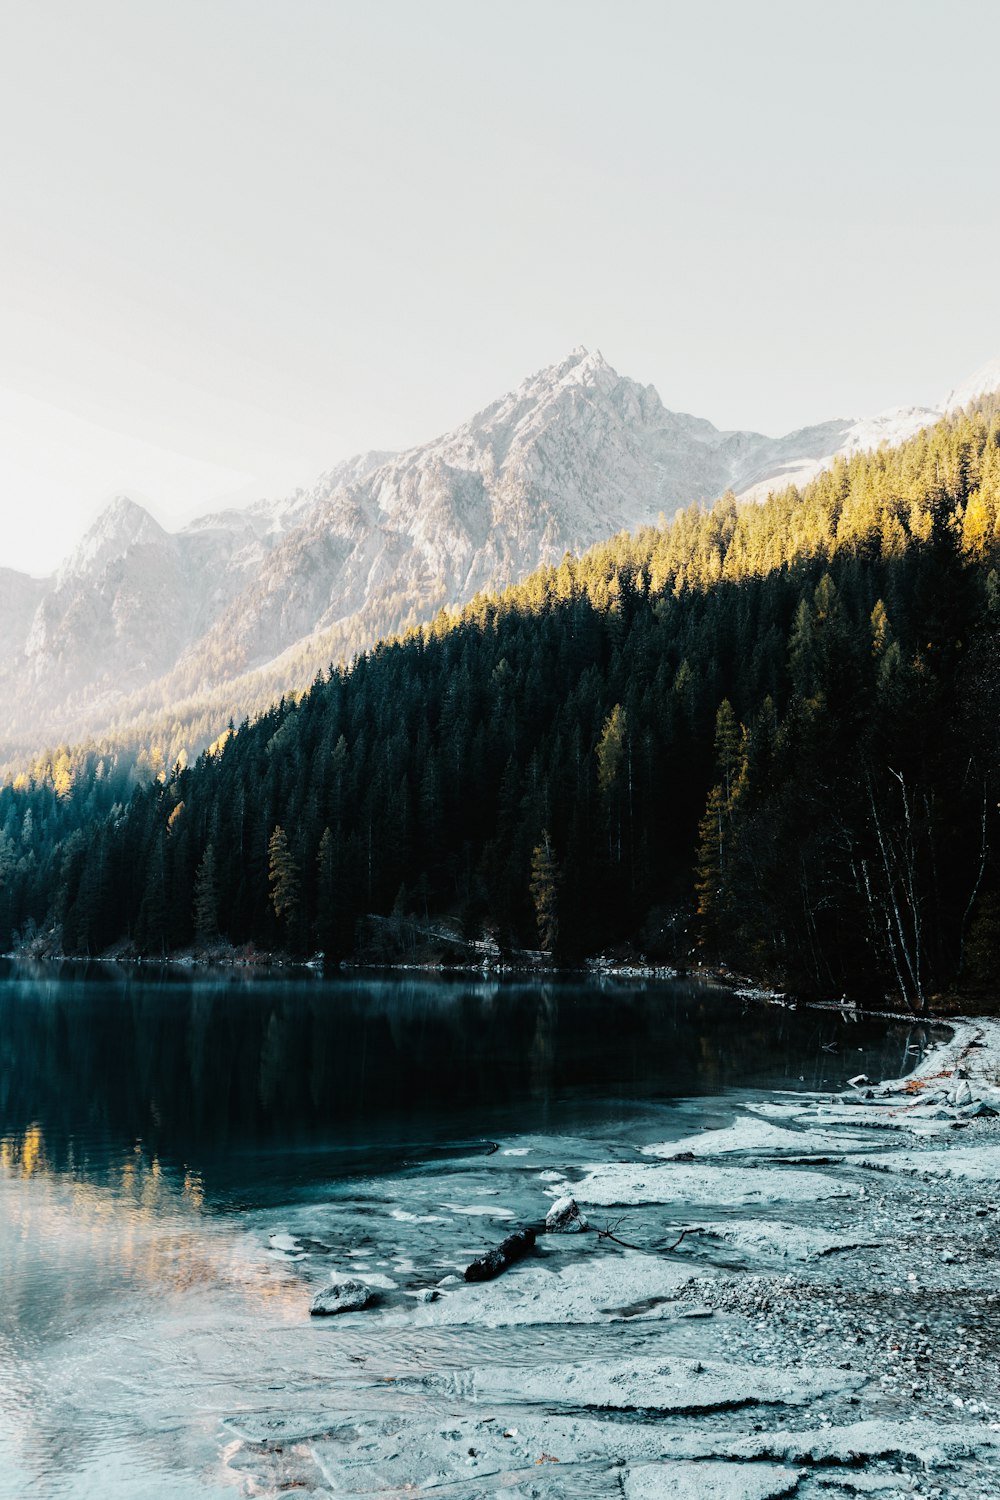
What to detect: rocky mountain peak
<box><xmin>7</xmin><ymin>349</ymin><xmax>1000</xmax><ymax>762</ymax></box>
<box><xmin>55</xmin><ymin>494</ymin><xmax>167</xmax><ymax>588</ymax></box>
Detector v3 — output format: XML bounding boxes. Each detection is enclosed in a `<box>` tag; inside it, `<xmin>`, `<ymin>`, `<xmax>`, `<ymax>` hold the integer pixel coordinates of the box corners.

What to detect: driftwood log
<box><xmin>464</xmin><ymin>1227</ymin><xmax>537</xmax><ymax>1282</ymax></box>
<box><xmin>460</xmin><ymin>1202</ymin><xmax>696</xmax><ymax>1286</ymax></box>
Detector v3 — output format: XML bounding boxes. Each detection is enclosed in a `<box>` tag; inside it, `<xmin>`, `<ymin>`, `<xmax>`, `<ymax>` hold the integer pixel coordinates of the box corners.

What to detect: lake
<box><xmin>0</xmin><ymin>962</ymin><xmax>929</xmax><ymax>1497</ymax></box>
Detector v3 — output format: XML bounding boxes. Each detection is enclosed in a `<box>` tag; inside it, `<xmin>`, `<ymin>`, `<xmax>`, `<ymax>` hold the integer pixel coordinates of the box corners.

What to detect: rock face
<box><xmin>2</xmin><ymin>349</ymin><xmax>996</xmax><ymax>760</ymax></box>
<box><xmin>309</xmin><ymin>1277</ymin><xmax>377</xmax><ymax>1316</ymax></box>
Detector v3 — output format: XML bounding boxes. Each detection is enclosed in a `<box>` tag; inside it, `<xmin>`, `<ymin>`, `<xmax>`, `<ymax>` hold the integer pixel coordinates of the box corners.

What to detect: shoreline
<box><xmin>5</xmin><ymin>957</ymin><xmax>999</xmax><ymax>1496</ymax></box>
<box><xmin>3</xmin><ymin>946</ymin><xmax>981</xmax><ymax>1031</ymax></box>
<box><xmin>217</xmin><ymin>1010</ymin><xmax>1000</xmax><ymax>1498</ymax></box>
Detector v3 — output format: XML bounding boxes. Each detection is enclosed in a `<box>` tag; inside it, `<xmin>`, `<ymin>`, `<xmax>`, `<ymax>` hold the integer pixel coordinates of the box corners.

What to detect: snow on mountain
<box><xmin>3</xmin><ymin>348</ymin><xmax>998</xmax><ymax>758</ymax></box>
<box><xmin>153</xmin><ymin>348</ymin><xmax>774</xmax><ymax>695</ymax></box>
<box><xmin>734</xmin><ymin>405</ymin><xmax>941</xmax><ymax>502</ymax></box>
<box><xmin>943</xmin><ymin>358</ymin><xmax>1000</xmax><ymax>414</ymax></box>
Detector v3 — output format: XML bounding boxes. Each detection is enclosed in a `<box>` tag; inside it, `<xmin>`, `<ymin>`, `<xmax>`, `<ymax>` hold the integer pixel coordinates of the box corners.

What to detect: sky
<box><xmin>1</xmin><ymin>0</ymin><xmax>999</xmax><ymax>575</ymax></box>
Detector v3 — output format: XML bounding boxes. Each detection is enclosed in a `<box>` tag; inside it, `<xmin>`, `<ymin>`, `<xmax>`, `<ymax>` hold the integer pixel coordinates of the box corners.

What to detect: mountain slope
<box><xmin>2</xmin><ymin>348</ymin><xmax>996</xmax><ymax>763</ymax></box>
<box><xmin>7</xmin><ymin>395</ymin><xmax>1000</xmax><ymax>1005</ymax></box>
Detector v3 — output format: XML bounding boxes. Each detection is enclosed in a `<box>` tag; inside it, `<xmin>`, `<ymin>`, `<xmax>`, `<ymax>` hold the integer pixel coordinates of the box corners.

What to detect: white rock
<box><xmin>545</xmin><ymin>1195</ymin><xmax>590</xmax><ymax>1233</ymax></box>
<box><xmin>309</xmin><ymin>1278</ymin><xmax>377</xmax><ymax>1316</ymax></box>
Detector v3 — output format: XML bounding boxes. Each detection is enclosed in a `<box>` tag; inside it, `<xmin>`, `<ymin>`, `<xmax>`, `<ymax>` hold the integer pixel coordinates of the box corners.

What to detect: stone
<box><xmin>545</xmin><ymin>1195</ymin><xmax>590</xmax><ymax>1233</ymax></box>
<box><xmin>309</xmin><ymin>1277</ymin><xmax>377</xmax><ymax>1316</ymax></box>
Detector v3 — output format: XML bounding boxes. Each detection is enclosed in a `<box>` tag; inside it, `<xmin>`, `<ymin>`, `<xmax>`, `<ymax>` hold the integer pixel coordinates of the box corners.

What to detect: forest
<box><xmin>4</xmin><ymin>399</ymin><xmax>1000</xmax><ymax>1010</ymax></box>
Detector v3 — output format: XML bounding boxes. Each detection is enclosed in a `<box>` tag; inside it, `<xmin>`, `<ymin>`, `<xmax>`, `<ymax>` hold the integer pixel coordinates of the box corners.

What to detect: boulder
<box><xmin>545</xmin><ymin>1195</ymin><xmax>590</xmax><ymax>1233</ymax></box>
<box><xmin>310</xmin><ymin>1277</ymin><xmax>377</xmax><ymax>1316</ymax></box>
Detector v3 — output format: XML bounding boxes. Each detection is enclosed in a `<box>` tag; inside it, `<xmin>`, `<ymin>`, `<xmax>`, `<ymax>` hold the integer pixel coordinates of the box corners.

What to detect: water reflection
<box><xmin>0</xmin><ymin>959</ymin><xmax>930</xmax><ymax>1202</ymax></box>
<box><xmin>0</xmin><ymin>961</ymin><xmax>937</xmax><ymax>1499</ymax></box>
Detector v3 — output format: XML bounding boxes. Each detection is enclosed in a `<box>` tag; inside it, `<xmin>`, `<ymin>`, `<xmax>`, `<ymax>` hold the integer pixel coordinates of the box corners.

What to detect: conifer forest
<box><xmin>6</xmin><ymin>401</ymin><xmax>1000</xmax><ymax>1010</ymax></box>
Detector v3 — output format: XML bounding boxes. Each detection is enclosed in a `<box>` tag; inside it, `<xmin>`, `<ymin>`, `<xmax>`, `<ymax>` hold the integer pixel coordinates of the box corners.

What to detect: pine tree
<box><xmin>694</xmin><ymin>782</ymin><xmax>726</xmax><ymax>945</ymax></box>
<box><xmin>596</xmin><ymin>703</ymin><xmax>630</xmax><ymax>867</ymax></box>
<box><xmin>193</xmin><ymin>843</ymin><xmax>219</xmax><ymax>941</ymax></box>
<box><xmin>315</xmin><ymin>826</ymin><xmax>337</xmax><ymax>956</ymax></box>
<box><xmin>694</xmin><ymin>701</ymin><xmax>747</xmax><ymax>949</ymax></box>
<box><xmin>268</xmin><ymin>825</ymin><xmax>300</xmax><ymax>923</ymax></box>
<box><xmin>135</xmin><ymin>832</ymin><xmax>168</xmax><ymax>955</ymax></box>
<box><xmin>595</xmin><ymin>704</ymin><xmax>627</xmax><ymax>795</ymax></box>
<box><xmin>529</xmin><ymin>829</ymin><xmax>560</xmax><ymax>953</ymax></box>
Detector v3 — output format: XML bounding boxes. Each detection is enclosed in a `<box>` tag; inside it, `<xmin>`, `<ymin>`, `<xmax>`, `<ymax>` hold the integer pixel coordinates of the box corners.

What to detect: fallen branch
<box><xmin>593</xmin><ymin>1217</ymin><xmax>693</xmax><ymax>1254</ymax></box>
<box><xmin>463</xmin><ymin>1213</ymin><xmax>695</xmax><ymax>1283</ymax></box>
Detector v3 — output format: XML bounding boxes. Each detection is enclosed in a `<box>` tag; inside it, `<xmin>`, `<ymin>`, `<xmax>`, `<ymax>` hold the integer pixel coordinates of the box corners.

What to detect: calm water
<box><xmin>0</xmin><ymin>962</ymin><xmax>929</xmax><ymax>1497</ymax></box>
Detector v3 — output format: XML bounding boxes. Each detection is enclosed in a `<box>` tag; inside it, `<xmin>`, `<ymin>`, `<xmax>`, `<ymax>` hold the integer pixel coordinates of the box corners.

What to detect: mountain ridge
<box><xmin>2</xmin><ymin>348</ymin><xmax>998</xmax><ymax>762</ymax></box>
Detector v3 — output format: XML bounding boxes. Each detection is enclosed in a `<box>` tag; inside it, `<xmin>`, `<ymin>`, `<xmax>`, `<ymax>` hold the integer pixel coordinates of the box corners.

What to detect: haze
<box><xmin>1</xmin><ymin>0</ymin><xmax>998</xmax><ymax>575</ymax></box>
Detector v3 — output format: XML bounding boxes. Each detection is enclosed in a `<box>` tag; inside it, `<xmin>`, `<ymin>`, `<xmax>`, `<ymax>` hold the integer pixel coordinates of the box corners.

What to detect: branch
<box><xmin>593</xmin><ymin>1217</ymin><xmax>694</xmax><ymax>1254</ymax></box>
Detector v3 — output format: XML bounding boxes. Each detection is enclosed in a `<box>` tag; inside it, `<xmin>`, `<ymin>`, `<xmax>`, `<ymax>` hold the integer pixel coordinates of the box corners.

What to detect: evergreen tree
<box><xmin>529</xmin><ymin>829</ymin><xmax>560</xmax><ymax>953</ymax></box>
<box><xmin>135</xmin><ymin>832</ymin><xmax>168</xmax><ymax>956</ymax></box>
<box><xmin>268</xmin><ymin>825</ymin><xmax>300</xmax><ymax>924</ymax></box>
<box><xmin>315</xmin><ymin>826</ymin><xmax>338</xmax><ymax>957</ymax></box>
<box><xmin>193</xmin><ymin>843</ymin><xmax>219</xmax><ymax>940</ymax></box>
<box><xmin>7</xmin><ymin>395</ymin><xmax>1000</xmax><ymax>1003</ymax></box>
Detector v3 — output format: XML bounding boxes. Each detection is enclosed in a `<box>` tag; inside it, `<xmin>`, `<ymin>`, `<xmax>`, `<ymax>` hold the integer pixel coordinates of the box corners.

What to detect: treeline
<box><xmin>4</xmin><ymin>400</ymin><xmax>1000</xmax><ymax>1007</ymax></box>
<box><xmin>0</xmin><ymin>699</ymin><xmax>238</xmax><ymax>788</ymax></box>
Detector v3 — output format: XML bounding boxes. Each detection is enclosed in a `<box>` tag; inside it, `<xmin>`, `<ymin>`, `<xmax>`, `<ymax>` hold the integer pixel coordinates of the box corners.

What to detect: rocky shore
<box><xmin>222</xmin><ymin>1015</ymin><xmax>1000</xmax><ymax>1499</ymax></box>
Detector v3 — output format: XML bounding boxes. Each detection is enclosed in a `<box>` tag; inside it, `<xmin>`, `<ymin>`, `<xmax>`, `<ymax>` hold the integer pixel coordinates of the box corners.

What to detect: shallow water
<box><xmin>0</xmin><ymin>961</ymin><xmax>928</xmax><ymax>1497</ymax></box>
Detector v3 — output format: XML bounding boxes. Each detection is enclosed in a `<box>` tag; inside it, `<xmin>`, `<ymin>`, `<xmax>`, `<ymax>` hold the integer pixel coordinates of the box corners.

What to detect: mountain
<box><xmin>1</xmin><ymin>348</ymin><xmax>996</xmax><ymax>763</ymax></box>
<box><xmin>8</xmin><ymin>393</ymin><xmax>1000</xmax><ymax>1004</ymax></box>
<box><xmin>943</xmin><ymin>358</ymin><xmax>1000</xmax><ymax>414</ymax></box>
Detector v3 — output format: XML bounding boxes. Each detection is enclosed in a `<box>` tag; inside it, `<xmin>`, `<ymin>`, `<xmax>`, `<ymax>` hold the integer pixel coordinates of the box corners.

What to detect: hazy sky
<box><xmin>2</xmin><ymin>0</ymin><xmax>999</xmax><ymax>575</ymax></box>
